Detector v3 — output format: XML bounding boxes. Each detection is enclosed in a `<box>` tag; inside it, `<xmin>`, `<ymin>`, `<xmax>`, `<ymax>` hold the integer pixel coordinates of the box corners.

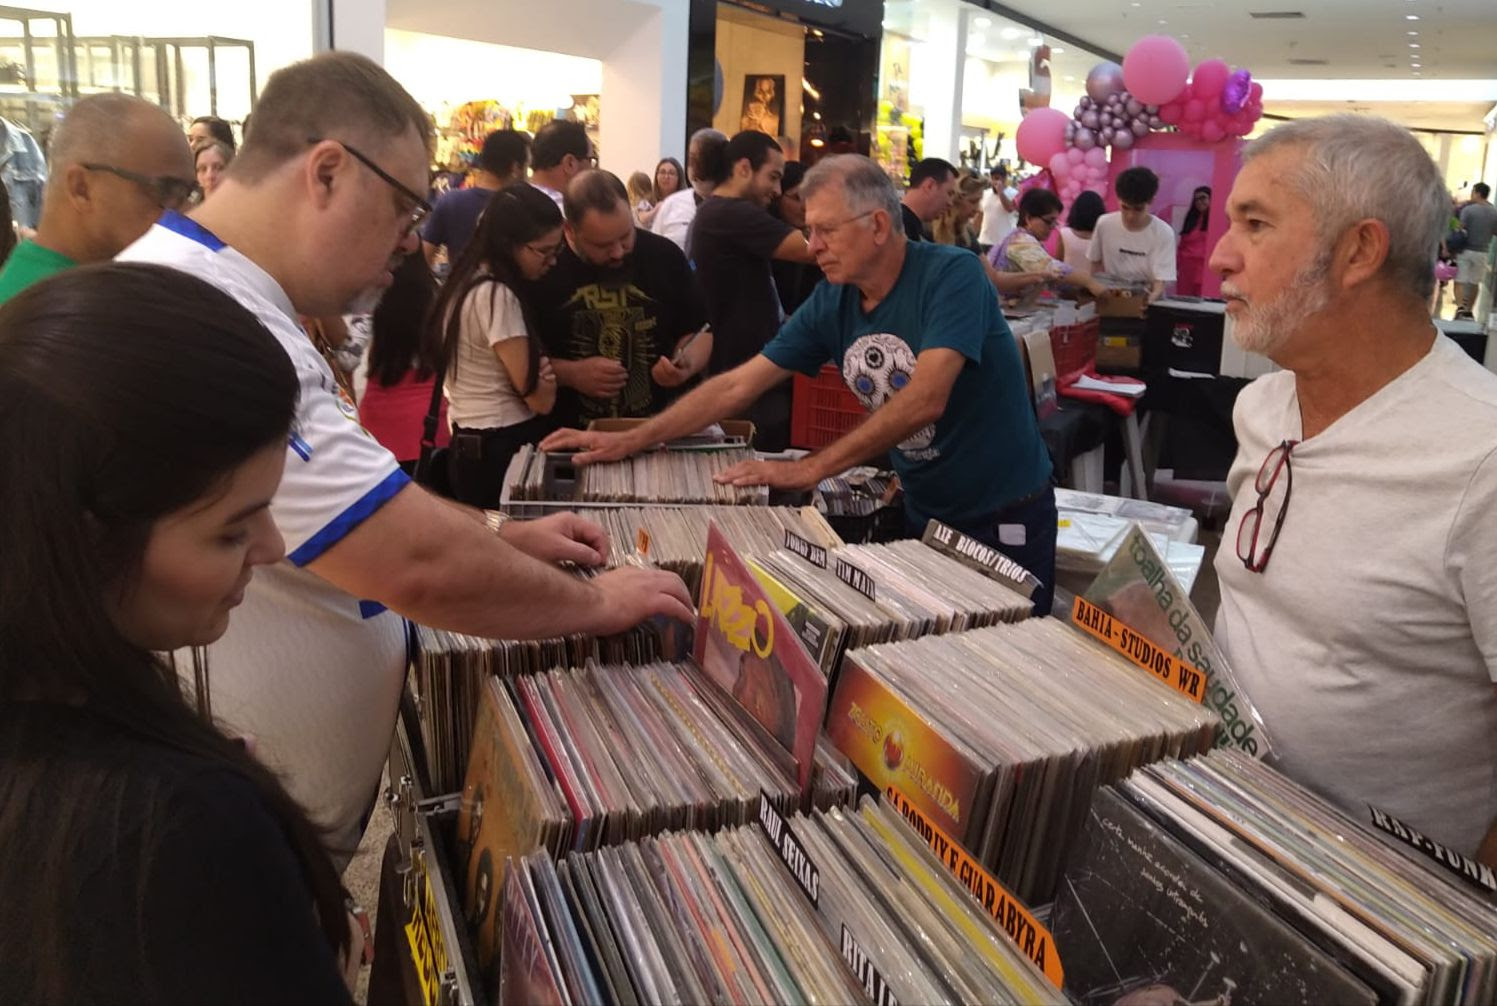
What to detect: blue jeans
<box><xmin>908</xmin><ymin>486</ymin><xmax>1058</xmax><ymax>617</ymax></box>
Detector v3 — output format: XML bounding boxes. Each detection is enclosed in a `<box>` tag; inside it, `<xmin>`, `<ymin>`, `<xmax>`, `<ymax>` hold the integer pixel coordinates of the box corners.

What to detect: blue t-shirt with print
<box><xmin>763</xmin><ymin>241</ymin><xmax>1051</xmax><ymax>530</ymax></box>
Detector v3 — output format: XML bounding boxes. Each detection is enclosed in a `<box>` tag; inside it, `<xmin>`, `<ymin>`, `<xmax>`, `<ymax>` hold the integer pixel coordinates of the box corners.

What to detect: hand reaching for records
<box><xmin>537</xmin><ymin>427</ymin><xmax>647</xmax><ymax>465</ymax></box>
<box><xmin>587</xmin><ymin>567</ymin><xmax>695</xmax><ymax>634</ymax></box>
<box><xmin>713</xmin><ymin>457</ymin><xmax>819</xmax><ymax>491</ymax></box>
<box><xmin>501</xmin><ymin>511</ymin><xmax>610</xmax><ymax>566</ymax></box>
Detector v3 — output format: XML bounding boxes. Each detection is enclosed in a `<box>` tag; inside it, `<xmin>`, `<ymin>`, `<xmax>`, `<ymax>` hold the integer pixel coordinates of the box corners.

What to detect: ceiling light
<box><xmin>1029</xmin><ymin>36</ymin><xmax>1044</xmax><ymax>46</ymax></box>
<box><xmin>1065</xmin><ymin>75</ymin><xmax>1076</xmax><ymax>81</ymax></box>
<box><xmin>1180</xmin><ymin>33</ymin><xmax>1190</xmax><ymax>38</ymax></box>
<box><xmin>1157</xmin><ymin>18</ymin><xmax>1168</xmax><ymax>24</ymax></box>
<box><xmin>974</xmin><ymin>16</ymin><xmax>991</xmax><ymax>28</ymax></box>
<box><xmin>1409</xmin><ymin>42</ymin><xmax>1420</xmax><ymax>47</ymax></box>
<box><xmin>1051</xmin><ymin>46</ymin><xmax>1066</xmax><ymax>53</ymax></box>
<box><xmin>1405</xmin><ymin>13</ymin><xmax>1419</xmax><ymax>18</ymax></box>
<box><xmin>1407</xmin><ymin>30</ymin><xmax>1418</xmax><ymax>35</ymax></box>
<box><xmin>1000</xmin><ymin>26</ymin><xmax>1024</xmax><ymax>39</ymax></box>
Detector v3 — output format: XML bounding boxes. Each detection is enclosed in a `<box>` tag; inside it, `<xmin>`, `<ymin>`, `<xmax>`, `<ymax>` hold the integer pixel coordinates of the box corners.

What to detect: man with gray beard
<box><xmin>1210</xmin><ymin>115</ymin><xmax>1497</xmax><ymax>869</ymax></box>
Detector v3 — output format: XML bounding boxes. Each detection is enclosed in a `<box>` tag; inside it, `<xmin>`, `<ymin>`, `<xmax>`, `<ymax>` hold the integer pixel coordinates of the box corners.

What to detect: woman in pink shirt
<box><xmin>356</xmin><ymin>252</ymin><xmax>449</xmax><ymax>472</ymax></box>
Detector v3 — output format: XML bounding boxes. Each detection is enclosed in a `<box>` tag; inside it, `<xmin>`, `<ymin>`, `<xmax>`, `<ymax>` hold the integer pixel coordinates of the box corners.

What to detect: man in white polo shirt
<box><xmin>119</xmin><ymin>52</ymin><xmax>692</xmax><ymax>861</ymax></box>
<box><xmin>1211</xmin><ymin>115</ymin><xmax>1497</xmax><ymax>865</ymax></box>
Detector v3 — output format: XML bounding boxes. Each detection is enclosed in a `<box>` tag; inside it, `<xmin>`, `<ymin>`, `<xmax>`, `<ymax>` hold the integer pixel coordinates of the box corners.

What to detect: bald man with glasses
<box><xmin>0</xmin><ymin>93</ymin><xmax>196</xmax><ymax>304</ymax></box>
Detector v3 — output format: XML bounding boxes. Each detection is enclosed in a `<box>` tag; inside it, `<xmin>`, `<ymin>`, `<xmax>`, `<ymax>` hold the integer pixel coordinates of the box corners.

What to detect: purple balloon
<box><xmin>1146</xmin><ymin>104</ymin><xmax>1159</xmax><ymax>114</ymax></box>
<box><xmin>1149</xmin><ymin>115</ymin><xmax>1163</xmax><ymax>128</ymax></box>
<box><xmin>1085</xmin><ymin>61</ymin><xmax>1127</xmax><ymax>103</ymax></box>
<box><xmin>1074</xmin><ymin>127</ymin><xmax>1097</xmax><ymax>150</ymax></box>
<box><xmin>1081</xmin><ymin>110</ymin><xmax>1099</xmax><ymax>130</ymax></box>
<box><xmin>1222</xmin><ymin>68</ymin><xmax>1253</xmax><ymax>116</ymax></box>
<box><xmin>1131</xmin><ymin>118</ymin><xmax>1150</xmax><ymax>137</ymax></box>
<box><xmin>1112</xmin><ymin>129</ymin><xmax>1136</xmax><ymax>150</ymax></box>
<box><xmin>1106</xmin><ymin>93</ymin><xmax>1123</xmax><ymax>107</ymax></box>
<box><xmin>1125</xmin><ymin>98</ymin><xmax>1143</xmax><ymax>117</ymax></box>
<box><xmin>1100</xmin><ymin>126</ymin><xmax>1116</xmax><ymax>144</ymax></box>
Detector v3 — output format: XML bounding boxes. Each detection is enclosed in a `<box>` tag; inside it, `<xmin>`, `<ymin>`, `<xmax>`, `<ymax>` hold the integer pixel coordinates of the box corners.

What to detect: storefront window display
<box><xmin>384</xmin><ymin>29</ymin><xmax>601</xmax><ymax>195</ymax></box>
<box><xmin>0</xmin><ymin>0</ymin><xmax>316</xmax><ymax>144</ymax></box>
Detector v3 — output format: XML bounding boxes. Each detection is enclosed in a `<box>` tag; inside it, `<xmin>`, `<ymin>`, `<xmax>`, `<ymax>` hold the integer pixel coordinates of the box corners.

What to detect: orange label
<box><xmin>885</xmin><ymin>787</ymin><xmax>1064</xmax><ymax>989</ymax></box>
<box><xmin>635</xmin><ymin>527</ymin><xmax>651</xmax><ymax>558</ymax></box>
<box><xmin>1072</xmin><ymin>596</ymin><xmax>1205</xmax><ymax>702</ymax></box>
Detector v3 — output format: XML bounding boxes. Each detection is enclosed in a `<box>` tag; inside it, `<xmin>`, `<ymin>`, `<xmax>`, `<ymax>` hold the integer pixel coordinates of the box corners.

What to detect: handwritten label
<box><xmin>1072</xmin><ymin>596</ymin><xmax>1205</xmax><ymax>702</ymax></box>
<box><xmin>922</xmin><ymin>520</ymin><xmax>1040</xmax><ymax>599</ymax></box>
<box><xmin>403</xmin><ymin>854</ymin><xmax>451</xmax><ymax>1006</ymax></box>
<box><xmin>757</xmin><ymin>791</ymin><xmax>820</xmax><ymax>907</ymax></box>
<box><xmin>835</xmin><ymin>557</ymin><xmax>877</xmax><ymax>601</ymax></box>
<box><xmin>885</xmin><ymin>787</ymin><xmax>1064</xmax><ymax>988</ymax></box>
<box><xmin>784</xmin><ymin>529</ymin><xmax>828</xmax><ymax>568</ymax></box>
<box><xmin>1370</xmin><ymin>805</ymin><xmax>1497</xmax><ymax>893</ymax></box>
<box><xmin>841</xmin><ymin>925</ymin><xmax>900</xmax><ymax>1006</ymax></box>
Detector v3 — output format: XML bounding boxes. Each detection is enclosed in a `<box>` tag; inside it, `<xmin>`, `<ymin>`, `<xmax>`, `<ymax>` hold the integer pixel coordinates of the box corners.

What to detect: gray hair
<box><xmin>801</xmin><ymin>154</ymin><xmax>903</xmax><ymax>229</ymax></box>
<box><xmin>1244</xmin><ymin>114</ymin><xmax>1448</xmax><ymax>300</ymax></box>
<box><xmin>49</xmin><ymin>94</ymin><xmax>179</xmax><ymax>179</ymax></box>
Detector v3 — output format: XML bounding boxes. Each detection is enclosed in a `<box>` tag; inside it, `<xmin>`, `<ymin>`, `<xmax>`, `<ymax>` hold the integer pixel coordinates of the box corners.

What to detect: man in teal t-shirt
<box><xmin>540</xmin><ymin>154</ymin><xmax>1057</xmax><ymax>613</ymax></box>
<box><xmin>0</xmin><ymin>93</ymin><xmax>195</xmax><ymax>305</ymax></box>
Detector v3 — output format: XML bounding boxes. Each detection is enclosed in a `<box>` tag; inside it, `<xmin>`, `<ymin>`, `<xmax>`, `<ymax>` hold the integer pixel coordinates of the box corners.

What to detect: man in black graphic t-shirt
<box><xmin>687</xmin><ymin>130</ymin><xmax>815</xmax><ymax>449</ymax></box>
<box><xmin>531</xmin><ymin>170</ymin><xmax>710</xmax><ymax>429</ymax></box>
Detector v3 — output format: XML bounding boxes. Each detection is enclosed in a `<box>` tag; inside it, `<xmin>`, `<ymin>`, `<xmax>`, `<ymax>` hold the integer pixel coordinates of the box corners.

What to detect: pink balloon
<box><xmin>1066</xmin><ymin>146</ymin><xmax>1086</xmax><ymax>164</ymax></box>
<box><xmin>1184</xmin><ymin>99</ymin><xmax>1205</xmax><ymax>122</ymax></box>
<box><xmin>1249</xmin><ymin>82</ymin><xmax>1264</xmax><ymax>102</ymax></box>
<box><xmin>1084</xmin><ymin>146</ymin><xmax>1108</xmax><ymax>168</ymax></box>
<box><xmin>1122</xmin><ymin>35</ymin><xmax>1190</xmax><ymax>106</ymax></box>
<box><xmin>1201</xmin><ymin>120</ymin><xmax>1225</xmax><ymax>143</ymax></box>
<box><xmin>1159</xmin><ymin>103</ymin><xmax>1183</xmax><ymax>125</ymax></box>
<box><xmin>1191</xmin><ymin>59</ymin><xmax>1230</xmax><ymax>99</ymax></box>
<box><xmin>1016</xmin><ymin>107</ymin><xmax>1071</xmax><ymax>165</ymax></box>
<box><xmin>1049</xmin><ymin>151</ymin><xmax>1072</xmax><ymax>179</ymax></box>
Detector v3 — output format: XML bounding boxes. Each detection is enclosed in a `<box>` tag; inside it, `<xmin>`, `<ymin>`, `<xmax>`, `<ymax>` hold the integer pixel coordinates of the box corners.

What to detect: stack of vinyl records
<box><xmin>499</xmin><ymin>795</ymin><xmax>1057</xmax><ymax>1006</ymax></box>
<box><xmin>827</xmin><ymin>618</ymin><xmax>1220</xmax><ymax>904</ymax></box>
<box><xmin>748</xmin><ymin>540</ymin><xmax>1035</xmax><ymax>676</ymax></box>
<box><xmin>1053</xmin><ymin>750</ymin><xmax>1497</xmax><ymax>1005</ymax></box>
<box><xmin>504</xmin><ymin>444</ymin><xmax>769</xmax><ymax>504</ymax></box>
<box><xmin>457</xmin><ymin>665</ymin><xmax>859</xmax><ymax>973</ymax></box>
<box><xmin>588</xmin><ymin>504</ymin><xmax>842</xmax><ymax>597</ymax></box>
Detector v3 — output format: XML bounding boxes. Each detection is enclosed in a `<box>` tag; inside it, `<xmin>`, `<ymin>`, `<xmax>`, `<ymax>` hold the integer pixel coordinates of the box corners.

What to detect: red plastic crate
<box><xmin>1049</xmin><ymin>316</ymin><xmax>1100</xmax><ymax>383</ymax></box>
<box><xmin>790</xmin><ymin>365</ymin><xmax>869</xmax><ymax>449</ymax></box>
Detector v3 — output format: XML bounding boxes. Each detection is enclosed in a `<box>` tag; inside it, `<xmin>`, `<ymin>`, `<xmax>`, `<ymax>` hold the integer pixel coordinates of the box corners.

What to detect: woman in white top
<box><xmin>1057</xmin><ymin>190</ymin><xmax>1105</xmax><ymax>275</ymax></box>
<box><xmin>427</xmin><ymin>184</ymin><xmax>563</xmax><ymax>506</ymax></box>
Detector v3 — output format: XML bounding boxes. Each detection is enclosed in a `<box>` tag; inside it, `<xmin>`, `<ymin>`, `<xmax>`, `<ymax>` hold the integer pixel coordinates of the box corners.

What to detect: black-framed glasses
<box><xmin>1236</xmin><ymin>439</ymin><xmax>1299</xmax><ymax>573</ymax></box>
<box><xmin>308</xmin><ymin>137</ymin><xmax>432</xmax><ymax>233</ymax></box>
<box><xmin>80</xmin><ymin>163</ymin><xmax>199</xmax><ymax>210</ymax></box>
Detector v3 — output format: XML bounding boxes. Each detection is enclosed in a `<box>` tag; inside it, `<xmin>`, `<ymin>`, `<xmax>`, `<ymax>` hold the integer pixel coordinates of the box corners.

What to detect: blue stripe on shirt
<box><xmin>287</xmin><ymin>468</ymin><xmax>411</xmax><ymax>567</ymax></box>
<box><xmin>157</xmin><ymin>210</ymin><xmax>227</xmax><ymax>251</ymax></box>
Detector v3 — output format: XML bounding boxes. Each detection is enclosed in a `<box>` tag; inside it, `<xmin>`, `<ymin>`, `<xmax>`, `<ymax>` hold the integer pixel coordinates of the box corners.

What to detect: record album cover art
<box><xmin>1052</xmin><ymin>789</ymin><xmax>1376</xmax><ymax>1006</ymax></box>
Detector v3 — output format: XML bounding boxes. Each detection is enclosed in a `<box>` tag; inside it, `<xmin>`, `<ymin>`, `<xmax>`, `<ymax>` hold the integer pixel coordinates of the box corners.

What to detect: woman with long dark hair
<box><xmin>357</xmin><ymin>251</ymin><xmax>449</xmax><ymax>471</ymax></box>
<box><xmin>1058</xmin><ymin>189</ymin><xmax>1106</xmax><ymax>274</ymax></box>
<box><xmin>1175</xmin><ymin>185</ymin><xmax>1212</xmax><ymax>296</ymax></box>
<box><xmin>425</xmin><ymin>183</ymin><xmax>562</xmax><ymax>506</ymax></box>
<box><xmin>0</xmin><ymin>263</ymin><xmax>355</xmax><ymax>1003</ymax></box>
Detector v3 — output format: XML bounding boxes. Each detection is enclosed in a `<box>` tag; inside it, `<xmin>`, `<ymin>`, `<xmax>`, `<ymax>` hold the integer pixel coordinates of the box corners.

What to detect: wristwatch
<box><xmin>482</xmin><ymin>509</ymin><xmax>511</xmax><ymax>536</ymax></box>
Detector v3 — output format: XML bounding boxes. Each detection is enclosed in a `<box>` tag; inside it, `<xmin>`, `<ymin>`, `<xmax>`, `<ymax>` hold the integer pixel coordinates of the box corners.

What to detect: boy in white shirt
<box><xmin>1089</xmin><ymin>166</ymin><xmax>1176</xmax><ymax>301</ymax></box>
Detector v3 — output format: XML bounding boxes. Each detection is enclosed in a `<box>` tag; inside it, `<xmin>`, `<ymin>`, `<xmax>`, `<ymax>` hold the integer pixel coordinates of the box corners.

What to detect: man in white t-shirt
<box><xmin>1089</xmin><ymin>166</ymin><xmax>1176</xmax><ymax>301</ymax></box>
<box><xmin>529</xmin><ymin>119</ymin><xmax>592</xmax><ymax>212</ymax></box>
<box><xmin>118</xmin><ymin>52</ymin><xmax>692</xmax><ymax>862</ymax></box>
<box><xmin>976</xmin><ymin>163</ymin><xmax>1017</xmax><ymax>252</ymax></box>
<box><xmin>651</xmin><ymin>128</ymin><xmax>726</xmax><ymax>251</ymax></box>
<box><xmin>1210</xmin><ymin>114</ymin><xmax>1497</xmax><ymax>864</ymax></box>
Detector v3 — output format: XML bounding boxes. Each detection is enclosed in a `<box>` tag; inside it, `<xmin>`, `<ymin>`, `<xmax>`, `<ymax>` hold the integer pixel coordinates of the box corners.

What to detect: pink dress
<box><xmin>358</xmin><ymin>370</ymin><xmax>450</xmax><ymax>464</ymax></box>
<box><xmin>1175</xmin><ymin>226</ymin><xmax>1208</xmax><ymax>296</ymax></box>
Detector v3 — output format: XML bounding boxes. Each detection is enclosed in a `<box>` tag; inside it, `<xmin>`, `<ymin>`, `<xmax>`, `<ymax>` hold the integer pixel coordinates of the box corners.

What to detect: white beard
<box><xmin>1228</xmin><ymin>254</ymin><xmax>1332</xmax><ymax>358</ymax></box>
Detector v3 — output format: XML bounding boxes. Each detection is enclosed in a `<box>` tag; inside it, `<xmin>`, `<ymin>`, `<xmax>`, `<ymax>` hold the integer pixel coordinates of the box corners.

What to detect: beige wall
<box><xmin>714</xmin><ymin>4</ymin><xmax>804</xmax><ymax>145</ymax></box>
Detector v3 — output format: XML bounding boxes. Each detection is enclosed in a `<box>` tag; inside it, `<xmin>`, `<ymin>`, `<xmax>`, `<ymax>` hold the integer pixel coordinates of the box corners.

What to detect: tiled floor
<box><xmin>346</xmin><ymin>775</ymin><xmax>394</xmax><ymax>1005</ymax></box>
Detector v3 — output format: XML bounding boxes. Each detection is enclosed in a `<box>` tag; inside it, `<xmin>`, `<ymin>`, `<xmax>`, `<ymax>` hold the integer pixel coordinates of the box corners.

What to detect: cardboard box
<box><xmin>1096</xmin><ymin>288</ymin><xmax>1149</xmax><ymax>319</ymax></box>
<box><xmin>588</xmin><ymin>417</ymin><xmax>756</xmax><ymax>448</ymax></box>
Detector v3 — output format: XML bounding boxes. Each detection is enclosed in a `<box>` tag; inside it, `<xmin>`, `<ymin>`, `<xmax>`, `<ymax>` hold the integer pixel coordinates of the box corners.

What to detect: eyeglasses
<box><xmin>307</xmin><ymin>137</ymin><xmax>432</xmax><ymax>233</ymax></box>
<box><xmin>807</xmin><ymin>209</ymin><xmax>877</xmax><ymax>242</ymax></box>
<box><xmin>80</xmin><ymin>163</ymin><xmax>200</xmax><ymax>209</ymax></box>
<box><xmin>525</xmin><ymin>240</ymin><xmax>563</xmax><ymax>262</ymax></box>
<box><xmin>1235</xmin><ymin>439</ymin><xmax>1299</xmax><ymax>573</ymax></box>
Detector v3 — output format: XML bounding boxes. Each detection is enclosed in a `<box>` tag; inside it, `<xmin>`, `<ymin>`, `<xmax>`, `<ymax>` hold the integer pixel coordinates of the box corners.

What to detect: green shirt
<box><xmin>0</xmin><ymin>239</ymin><xmax>77</xmax><ymax>305</ymax></box>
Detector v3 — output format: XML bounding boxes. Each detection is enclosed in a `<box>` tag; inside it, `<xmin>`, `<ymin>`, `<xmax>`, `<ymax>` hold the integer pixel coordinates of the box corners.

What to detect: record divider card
<box><xmin>1071</xmin><ymin>595</ymin><xmax>1207</xmax><ymax>702</ymax></box>
<box><xmin>920</xmin><ymin>520</ymin><xmax>1041</xmax><ymax>600</ymax></box>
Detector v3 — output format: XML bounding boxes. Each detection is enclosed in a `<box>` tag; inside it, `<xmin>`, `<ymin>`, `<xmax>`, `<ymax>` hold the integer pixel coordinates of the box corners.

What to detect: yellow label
<box><xmin>1072</xmin><ymin>596</ymin><xmax>1205</xmax><ymax>702</ymax></box>
<box><xmin>701</xmin><ymin>547</ymin><xmax>775</xmax><ymax>657</ymax></box>
<box><xmin>883</xmin><ymin>787</ymin><xmax>1064</xmax><ymax>989</ymax></box>
<box><xmin>403</xmin><ymin>857</ymin><xmax>450</xmax><ymax>1006</ymax></box>
<box><xmin>1058</xmin><ymin>518</ymin><xmax>1072</xmax><ymax>528</ymax></box>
